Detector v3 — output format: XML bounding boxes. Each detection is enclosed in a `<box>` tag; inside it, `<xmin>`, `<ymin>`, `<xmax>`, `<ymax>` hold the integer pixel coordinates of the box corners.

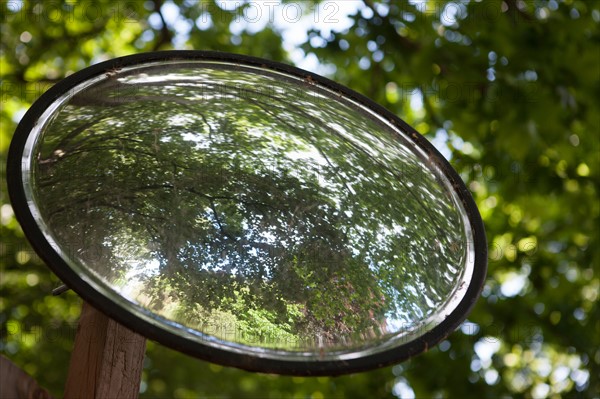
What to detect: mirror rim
<box><xmin>7</xmin><ymin>50</ymin><xmax>487</xmax><ymax>376</ymax></box>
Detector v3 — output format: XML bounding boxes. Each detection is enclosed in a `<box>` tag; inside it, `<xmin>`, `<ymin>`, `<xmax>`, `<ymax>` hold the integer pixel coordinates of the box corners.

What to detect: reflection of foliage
<box><xmin>33</xmin><ymin>65</ymin><xmax>465</xmax><ymax>350</ymax></box>
<box><xmin>1</xmin><ymin>1</ymin><xmax>597</xmax><ymax>398</ymax></box>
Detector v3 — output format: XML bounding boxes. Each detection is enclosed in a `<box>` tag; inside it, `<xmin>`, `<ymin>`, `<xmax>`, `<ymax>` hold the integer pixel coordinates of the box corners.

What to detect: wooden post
<box><xmin>64</xmin><ymin>302</ymin><xmax>146</xmax><ymax>398</ymax></box>
<box><xmin>0</xmin><ymin>355</ymin><xmax>54</xmax><ymax>399</ymax></box>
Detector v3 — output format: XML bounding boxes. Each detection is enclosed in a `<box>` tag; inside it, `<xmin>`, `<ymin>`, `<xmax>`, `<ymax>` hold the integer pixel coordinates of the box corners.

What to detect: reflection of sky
<box><xmin>120</xmin><ymin>258</ymin><xmax>160</xmax><ymax>298</ymax></box>
<box><xmin>105</xmin><ymin>236</ymin><xmax>161</xmax><ymax>298</ymax></box>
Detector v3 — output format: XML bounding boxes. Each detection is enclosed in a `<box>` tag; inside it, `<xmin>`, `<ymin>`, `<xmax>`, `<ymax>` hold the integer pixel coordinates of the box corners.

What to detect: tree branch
<box><xmin>152</xmin><ymin>0</ymin><xmax>174</xmax><ymax>51</ymax></box>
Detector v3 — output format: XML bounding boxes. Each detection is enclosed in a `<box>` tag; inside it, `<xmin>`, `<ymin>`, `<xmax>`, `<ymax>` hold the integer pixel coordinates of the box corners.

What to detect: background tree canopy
<box><xmin>1</xmin><ymin>0</ymin><xmax>598</xmax><ymax>398</ymax></box>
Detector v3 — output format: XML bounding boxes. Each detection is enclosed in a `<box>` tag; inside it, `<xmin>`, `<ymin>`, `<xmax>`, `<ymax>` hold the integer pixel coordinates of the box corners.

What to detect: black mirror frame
<box><xmin>7</xmin><ymin>50</ymin><xmax>487</xmax><ymax>376</ymax></box>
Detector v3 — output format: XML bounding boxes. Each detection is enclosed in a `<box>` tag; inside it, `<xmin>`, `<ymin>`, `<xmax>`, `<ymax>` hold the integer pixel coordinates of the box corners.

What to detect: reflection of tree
<box><xmin>33</xmin><ymin>64</ymin><xmax>467</xmax><ymax>350</ymax></box>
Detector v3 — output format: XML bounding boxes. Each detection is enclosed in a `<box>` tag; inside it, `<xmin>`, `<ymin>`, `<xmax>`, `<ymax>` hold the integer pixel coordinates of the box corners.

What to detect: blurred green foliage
<box><xmin>1</xmin><ymin>0</ymin><xmax>598</xmax><ymax>398</ymax></box>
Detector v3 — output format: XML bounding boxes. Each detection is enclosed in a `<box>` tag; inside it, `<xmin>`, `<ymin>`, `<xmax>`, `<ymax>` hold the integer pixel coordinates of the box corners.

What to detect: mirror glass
<box><xmin>21</xmin><ymin>59</ymin><xmax>476</xmax><ymax>363</ymax></box>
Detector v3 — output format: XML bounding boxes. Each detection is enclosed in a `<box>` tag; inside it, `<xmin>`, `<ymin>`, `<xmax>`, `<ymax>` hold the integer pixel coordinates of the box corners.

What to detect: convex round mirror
<box><xmin>8</xmin><ymin>51</ymin><xmax>486</xmax><ymax>375</ymax></box>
